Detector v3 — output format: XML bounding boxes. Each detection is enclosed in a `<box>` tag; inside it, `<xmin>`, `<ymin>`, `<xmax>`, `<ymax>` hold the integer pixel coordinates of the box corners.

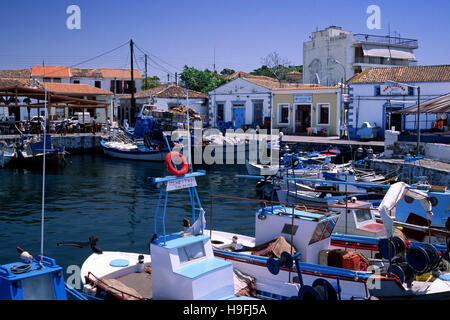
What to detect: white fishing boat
<box><xmin>208</xmin><ymin>207</ymin><xmax>450</xmax><ymax>300</ymax></box>
<box><xmin>207</xmin><ymin>183</ymin><xmax>450</xmax><ymax>300</ymax></box>
<box><xmin>101</xmin><ymin>139</ymin><xmax>169</xmax><ymax>161</ymax></box>
<box><xmin>245</xmin><ymin>160</ymin><xmax>279</xmax><ymax>176</ymax></box>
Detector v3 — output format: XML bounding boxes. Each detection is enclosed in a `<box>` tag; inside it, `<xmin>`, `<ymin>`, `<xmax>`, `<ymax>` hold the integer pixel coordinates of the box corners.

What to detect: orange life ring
<box><xmin>165</xmin><ymin>152</ymin><xmax>189</xmax><ymax>177</ymax></box>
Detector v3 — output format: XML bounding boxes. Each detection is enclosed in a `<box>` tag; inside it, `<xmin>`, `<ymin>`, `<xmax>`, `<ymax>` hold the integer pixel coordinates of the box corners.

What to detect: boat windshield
<box><xmin>354</xmin><ymin>209</ymin><xmax>373</xmax><ymax>223</ymax></box>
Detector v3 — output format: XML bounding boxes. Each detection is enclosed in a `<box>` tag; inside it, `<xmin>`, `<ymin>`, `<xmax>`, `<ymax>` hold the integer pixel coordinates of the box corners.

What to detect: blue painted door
<box><xmin>233</xmin><ymin>107</ymin><xmax>245</xmax><ymax>129</ymax></box>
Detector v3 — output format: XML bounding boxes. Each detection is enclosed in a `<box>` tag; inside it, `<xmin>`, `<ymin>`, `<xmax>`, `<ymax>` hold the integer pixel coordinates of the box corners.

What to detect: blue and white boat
<box><xmin>79</xmin><ymin>167</ymin><xmax>259</xmax><ymax>300</ymax></box>
<box><xmin>0</xmin><ymin>122</ymin><xmax>93</xmax><ymax>300</ymax></box>
<box><xmin>208</xmin><ymin>200</ymin><xmax>450</xmax><ymax>300</ymax></box>
<box><xmin>100</xmin><ymin>138</ymin><xmax>169</xmax><ymax>161</ymax></box>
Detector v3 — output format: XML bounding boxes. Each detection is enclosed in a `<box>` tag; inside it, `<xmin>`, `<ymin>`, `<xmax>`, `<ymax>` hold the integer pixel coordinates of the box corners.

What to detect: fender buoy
<box><xmin>165</xmin><ymin>152</ymin><xmax>189</xmax><ymax>177</ymax></box>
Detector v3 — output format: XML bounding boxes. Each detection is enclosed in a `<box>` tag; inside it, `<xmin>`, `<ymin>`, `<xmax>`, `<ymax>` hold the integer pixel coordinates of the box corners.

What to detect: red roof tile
<box><xmin>31</xmin><ymin>66</ymin><xmax>142</xmax><ymax>79</ymax></box>
<box><xmin>43</xmin><ymin>83</ymin><xmax>113</xmax><ymax>95</ymax></box>
<box><xmin>348</xmin><ymin>65</ymin><xmax>450</xmax><ymax>84</ymax></box>
<box><xmin>32</xmin><ymin>66</ymin><xmax>72</xmax><ymax>78</ymax></box>
<box><xmin>119</xmin><ymin>84</ymin><xmax>206</xmax><ymax>100</ymax></box>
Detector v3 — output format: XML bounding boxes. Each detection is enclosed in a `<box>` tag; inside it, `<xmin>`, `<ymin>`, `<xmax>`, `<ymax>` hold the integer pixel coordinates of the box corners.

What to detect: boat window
<box><xmin>21</xmin><ymin>273</ymin><xmax>56</xmax><ymax>300</ymax></box>
<box><xmin>308</xmin><ymin>217</ymin><xmax>339</xmax><ymax>245</ymax></box>
<box><xmin>178</xmin><ymin>241</ymin><xmax>206</xmax><ymax>263</ymax></box>
<box><xmin>281</xmin><ymin>224</ymin><xmax>298</xmax><ymax>236</ymax></box>
<box><xmin>354</xmin><ymin>209</ymin><xmax>373</xmax><ymax>223</ymax></box>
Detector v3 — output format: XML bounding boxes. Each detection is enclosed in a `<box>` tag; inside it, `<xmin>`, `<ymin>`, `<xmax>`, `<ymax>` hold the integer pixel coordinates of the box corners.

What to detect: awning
<box><xmin>396</xmin><ymin>93</ymin><xmax>450</xmax><ymax>114</ymax></box>
<box><xmin>362</xmin><ymin>45</ymin><xmax>416</xmax><ymax>60</ymax></box>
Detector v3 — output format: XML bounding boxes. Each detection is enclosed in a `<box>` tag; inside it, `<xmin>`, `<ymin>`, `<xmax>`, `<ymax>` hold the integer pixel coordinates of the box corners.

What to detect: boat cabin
<box><xmin>150</xmin><ymin>171</ymin><xmax>256</xmax><ymax>300</ymax></box>
<box><xmin>0</xmin><ymin>256</ymin><xmax>66</xmax><ymax>300</ymax></box>
<box><xmin>254</xmin><ymin>205</ymin><xmax>339</xmax><ymax>264</ymax></box>
<box><xmin>333</xmin><ymin>199</ymin><xmax>386</xmax><ymax>238</ymax></box>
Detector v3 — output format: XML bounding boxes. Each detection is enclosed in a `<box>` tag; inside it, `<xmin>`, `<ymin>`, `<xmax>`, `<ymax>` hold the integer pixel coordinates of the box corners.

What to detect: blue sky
<box><xmin>0</xmin><ymin>0</ymin><xmax>449</xmax><ymax>80</ymax></box>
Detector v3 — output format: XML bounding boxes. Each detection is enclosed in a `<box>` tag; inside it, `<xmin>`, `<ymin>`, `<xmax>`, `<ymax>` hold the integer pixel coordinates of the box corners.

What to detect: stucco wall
<box><xmin>272</xmin><ymin>91</ymin><xmax>339</xmax><ymax>135</ymax></box>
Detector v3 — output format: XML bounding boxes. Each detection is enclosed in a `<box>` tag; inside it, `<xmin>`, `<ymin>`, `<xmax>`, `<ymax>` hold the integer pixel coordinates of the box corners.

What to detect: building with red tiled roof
<box><xmin>346</xmin><ymin>65</ymin><xmax>450</xmax><ymax>139</ymax></box>
<box><xmin>347</xmin><ymin>65</ymin><xmax>450</xmax><ymax>84</ymax></box>
<box><xmin>43</xmin><ymin>82</ymin><xmax>113</xmax><ymax>96</ymax></box>
<box><xmin>119</xmin><ymin>84</ymin><xmax>208</xmax><ymax>122</ymax></box>
<box><xmin>29</xmin><ymin>65</ymin><xmax>142</xmax><ymax>95</ymax></box>
<box><xmin>208</xmin><ymin>72</ymin><xmax>336</xmax><ymax>129</ymax></box>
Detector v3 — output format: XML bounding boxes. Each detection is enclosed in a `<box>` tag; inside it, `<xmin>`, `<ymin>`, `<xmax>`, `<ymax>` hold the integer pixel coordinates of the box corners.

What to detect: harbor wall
<box><xmin>2</xmin><ymin>134</ymin><xmax>102</xmax><ymax>153</ymax></box>
<box><xmin>384</xmin><ymin>130</ymin><xmax>450</xmax><ymax>162</ymax></box>
<box><xmin>368</xmin><ymin>158</ymin><xmax>450</xmax><ymax>188</ymax></box>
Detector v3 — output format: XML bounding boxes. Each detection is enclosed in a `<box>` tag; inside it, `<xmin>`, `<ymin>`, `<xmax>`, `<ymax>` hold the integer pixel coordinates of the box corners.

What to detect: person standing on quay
<box><xmin>92</xmin><ymin>117</ymin><xmax>97</xmax><ymax>135</ymax></box>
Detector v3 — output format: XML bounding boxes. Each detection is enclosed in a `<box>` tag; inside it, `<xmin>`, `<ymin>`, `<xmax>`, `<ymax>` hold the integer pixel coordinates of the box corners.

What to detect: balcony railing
<box><xmin>353</xmin><ymin>57</ymin><xmax>417</xmax><ymax>66</ymax></box>
<box><xmin>354</xmin><ymin>34</ymin><xmax>418</xmax><ymax>49</ymax></box>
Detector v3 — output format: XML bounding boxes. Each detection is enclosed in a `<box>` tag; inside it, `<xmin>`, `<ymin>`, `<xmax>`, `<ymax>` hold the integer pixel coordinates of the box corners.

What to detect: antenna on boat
<box><xmin>186</xmin><ymin>85</ymin><xmax>192</xmax><ymax>172</ymax></box>
<box><xmin>40</xmin><ymin>61</ymin><xmax>47</xmax><ymax>267</ymax></box>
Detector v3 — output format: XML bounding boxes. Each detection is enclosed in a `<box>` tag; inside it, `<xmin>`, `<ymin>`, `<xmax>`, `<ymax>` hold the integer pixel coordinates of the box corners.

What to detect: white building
<box><xmin>303</xmin><ymin>26</ymin><xmax>418</xmax><ymax>86</ymax></box>
<box><xmin>208</xmin><ymin>72</ymin><xmax>301</xmax><ymax>129</ymax></box>
<box><xmin>346</xmin><ymin>65</ymin><xmax>450</xmax><ymax>139</ymax></box>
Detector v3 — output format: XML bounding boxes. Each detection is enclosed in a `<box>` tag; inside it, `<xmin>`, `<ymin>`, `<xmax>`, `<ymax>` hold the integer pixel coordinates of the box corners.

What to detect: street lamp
<box><xmin>329</xmin><ymin>58</ymin><xmax>347</xmax><ymax>138</ymax></box>
<box><xmin>385</xmin><ymin>80</ymin><xmax>421</xmax><ymax>155</ymax></box>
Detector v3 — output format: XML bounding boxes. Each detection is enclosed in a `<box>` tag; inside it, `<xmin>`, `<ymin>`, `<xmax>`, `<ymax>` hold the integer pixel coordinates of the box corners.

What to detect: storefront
<box><xmin>272</xmin><ymin>86</ymin><xmax>342</xmax><ymax>136</ymax></box>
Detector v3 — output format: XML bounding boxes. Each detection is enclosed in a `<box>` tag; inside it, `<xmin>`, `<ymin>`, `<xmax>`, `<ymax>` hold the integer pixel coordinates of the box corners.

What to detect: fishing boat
<box><xmin>0</xmin><ymin>120</ymin><xmax>92</xmax><ymax>300</ymax></box>
<box><xmin>100</xmin><ymin>137</ymin><xmax>169</xmax><ymax>161</ymax></box>
<box><xmin>13</xmin><ymin>134</ymin><xmax>67</xmax><ymax>167</ymax></box>
<box><xmin>208</xmin><ymin>196</ymin><xmax>450</xmax><ymax>300</ymax></box>
<box><xmin>0</xmin><ymin>142</ymin><xmax>15</xmax><ymax>168</ymax></box>
<box><xmin>101</xmin><ymin>123</ymin><xmax>171</xmax><ymax>162</ymax></box>
<box><xmin>78</xmin><ymin>163</ymin><xmax>260</xmax><ymax>300</ymax></box>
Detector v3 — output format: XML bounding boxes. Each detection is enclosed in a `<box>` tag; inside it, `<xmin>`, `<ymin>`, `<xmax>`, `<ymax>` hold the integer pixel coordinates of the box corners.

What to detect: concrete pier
<box><xmin>0</xmin><ymin>133</ymin><xmax>102</xmax><ymax>153</ymax></box>
<box><xmin>368</xmin><ymin>158</ymin><xmax>450</xmax><ymax>188</ymax></box>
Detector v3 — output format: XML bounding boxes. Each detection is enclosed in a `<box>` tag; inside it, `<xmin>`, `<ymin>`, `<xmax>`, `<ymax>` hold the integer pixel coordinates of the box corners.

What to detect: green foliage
<box><xmin>180</xmin><ymin>66</ymin><xmax>230</xmax><ymax>93</ymax></box>
<box><xmin>142</xmin><ymin>76</ymin><xmax>161</xmax><ymax>90</ymax></box>
<box><xmin>220</xmin><ymin>68</ymin><xmax>235</xmax><ymax>76</ymax></box>
<box><xmin>250</xmin><ymin>65</ymin><xmax>302</xmax><ymax>80</ymax></box>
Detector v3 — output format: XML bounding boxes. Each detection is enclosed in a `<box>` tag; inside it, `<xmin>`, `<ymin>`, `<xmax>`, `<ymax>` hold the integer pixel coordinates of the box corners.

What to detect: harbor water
<box><xmin>0</xmin><ymin>154</ymin><xmax>260</xmax><ymax>273</ymax></box>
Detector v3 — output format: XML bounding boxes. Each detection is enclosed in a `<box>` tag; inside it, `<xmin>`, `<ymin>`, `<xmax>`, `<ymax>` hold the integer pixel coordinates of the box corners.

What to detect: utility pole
<box><xmin>144</xmin><ymin>54</ymin><xmax>148</xmax><ymax>90</ymax></box>
<box><xmin>167</xmin><ymin>73</ymin><xmax>170</xmax><ymax>84</ymax></box>
<box><xmin>130</xmin><ymin>39</ymin><xmax>136</xmax><ymax>125</ymax></box>
<box><xmin>175</xmin><ymin>72</ymin><xmax>178</xmax><ymax>86</ymax></box>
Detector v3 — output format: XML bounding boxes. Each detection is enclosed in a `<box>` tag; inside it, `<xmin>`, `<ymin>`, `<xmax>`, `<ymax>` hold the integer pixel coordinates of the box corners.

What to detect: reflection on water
<box><xmin>0</xmin><ymin>154</ymin><xmax>260</xmax><ymax>271</ymax></box>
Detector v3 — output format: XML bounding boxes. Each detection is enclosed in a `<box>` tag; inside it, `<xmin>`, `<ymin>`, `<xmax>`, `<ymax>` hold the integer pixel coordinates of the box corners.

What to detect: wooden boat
<box><xmin>13</xmin><ymin>135</ymin><xmax>67</xmax><ymax>167</ymax></box>
<box><xmin>101</xmin><ymin>139</ymin><xmax>169</xmax><ymax>162</ymax></box>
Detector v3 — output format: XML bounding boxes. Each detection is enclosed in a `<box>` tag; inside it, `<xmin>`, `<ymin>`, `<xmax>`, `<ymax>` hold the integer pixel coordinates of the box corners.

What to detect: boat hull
<box><xmin>0</xmin><ymin>152</ymin><xmax>14</xmax><ymax>168</ymax></box>
<box><xmin>101</xmin><ymin>143</ymin><xmax>169</xmax><ymax>161</ymax></box>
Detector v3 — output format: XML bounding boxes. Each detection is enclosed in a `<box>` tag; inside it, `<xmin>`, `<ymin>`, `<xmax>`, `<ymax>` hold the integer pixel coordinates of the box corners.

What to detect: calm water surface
<box><xmin>0</xmin><ymin>154</ymin><xmax>260</xmax><ymax>272</ymax></box>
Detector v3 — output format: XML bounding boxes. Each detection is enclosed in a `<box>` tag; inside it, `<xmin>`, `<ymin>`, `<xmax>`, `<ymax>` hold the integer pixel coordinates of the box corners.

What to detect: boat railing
<box><xmin>85</xmin><ymin>272</ymin><xmax>146</xmax><ymax>300</ymax></box>
<box><xmin>107</xmin><ymin>129</ymin><xmax>135</xmax><ymax>145</ymax></box>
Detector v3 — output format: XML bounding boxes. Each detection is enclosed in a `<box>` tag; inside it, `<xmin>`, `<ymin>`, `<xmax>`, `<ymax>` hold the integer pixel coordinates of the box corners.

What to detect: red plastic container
<box><xmin>342</xmin><ymin>252</ymin><xmax>361</xmax><ymax>271</ymax></box>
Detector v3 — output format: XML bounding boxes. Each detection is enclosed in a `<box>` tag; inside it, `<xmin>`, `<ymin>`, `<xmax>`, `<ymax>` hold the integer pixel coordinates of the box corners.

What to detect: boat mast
<box><xmin>186</xmin><ymin>85</ymin><xmax>192</xmax><ymax>172</ymax></box>
<box><xmin>40</xmin><ymin>61</ymin><xmax>47</xmax><ymax>266</ymax></box>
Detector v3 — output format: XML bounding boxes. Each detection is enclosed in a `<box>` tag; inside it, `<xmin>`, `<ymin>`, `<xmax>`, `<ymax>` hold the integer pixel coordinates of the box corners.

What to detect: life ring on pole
<box><xmin>165</xmin><ymin>152</ymin><xmax>189</xmax><ymax>177</ymax></box>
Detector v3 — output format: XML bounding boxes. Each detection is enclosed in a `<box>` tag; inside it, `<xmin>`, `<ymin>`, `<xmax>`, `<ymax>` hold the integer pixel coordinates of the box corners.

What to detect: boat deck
<box><xmin>103</xmin><ymin>272</ymin><xmax>152</xmax><ymax>299</ymax></box>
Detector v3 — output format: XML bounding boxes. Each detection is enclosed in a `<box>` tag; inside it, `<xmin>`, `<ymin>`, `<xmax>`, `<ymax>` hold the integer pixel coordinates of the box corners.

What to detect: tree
<box><xmin>220</xmin><ymin>68</ymin><xmax>235</xmax><ymax>76</ymax></box>
<box><xmin>142</xmin><ymin>76</ymin><xmax>161</xmax><ymax>90</ymax></box>
<box><xmin>261</xmin><ymin>52</ymin><xmax>292</xmax><ymax>84</ymax></box>
<box><xmin>180</xmin><ymin>66</ymin><xmax>230</xmax><ymax>93</ymax></box>
<box><xmin>251</xmin><ymin>53</ymin><xmax>302</xmax><ymax>82</ymax></box>
<box><xmin>250</xmin><ymin>65</ymin><xmax>274</xmax><ymax>78</ymax></box>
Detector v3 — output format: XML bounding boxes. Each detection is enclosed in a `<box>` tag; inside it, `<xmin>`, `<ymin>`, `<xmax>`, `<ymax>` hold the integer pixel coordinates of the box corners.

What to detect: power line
<box><xmin>134</xmin><ymin>42</ymin><xmax>182</xmax><ymax>72</ymax></box>
<box><xmin>133</xmin><ymin>42</ymin><xmax>182</xmax><ymax>77</ymax></box>
<box><xmin>30</xmin><ymin>40</ymin><xmax>130</xmax><ymax>78</ymax></box>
